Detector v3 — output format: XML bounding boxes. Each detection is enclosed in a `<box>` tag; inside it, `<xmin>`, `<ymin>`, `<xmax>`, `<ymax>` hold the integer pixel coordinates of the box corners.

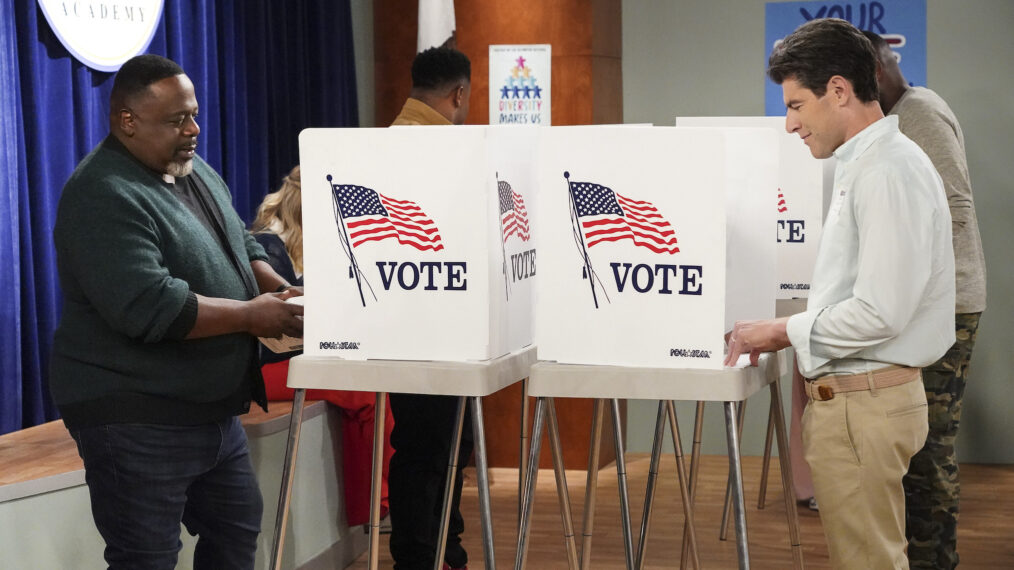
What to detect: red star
<box><xmin>516</xmin><ymin>55</ymin><xmax>526</xmax><ymax>69</ymax></box>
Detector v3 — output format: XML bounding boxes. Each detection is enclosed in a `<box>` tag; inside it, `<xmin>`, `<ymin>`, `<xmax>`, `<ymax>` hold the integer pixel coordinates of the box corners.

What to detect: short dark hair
<box><xmin>861</xmin><ymin>30</ymin><xmax>890</xmax><ymax>53</ymax></box>
<box><xmin>110</xmin><ymin>54</ymin><xmax>184</xmax><ymax>114</ymax></box>
<box><xmin>767</xmin><ymin>18</ymin><xmax>879</xmax><ymax>103</ymax></box>
<box><xmin>411</xmin><ymin>47</ymin><xmax>470</xmax><ymax>91</ymax></box>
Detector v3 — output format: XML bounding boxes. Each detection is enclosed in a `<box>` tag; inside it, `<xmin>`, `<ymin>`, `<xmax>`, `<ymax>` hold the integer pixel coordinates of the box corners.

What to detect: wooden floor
<box><xmin>349</xmin><ymin>454</ymin><xmax>1014</xmax><ymax>569</ymax></box>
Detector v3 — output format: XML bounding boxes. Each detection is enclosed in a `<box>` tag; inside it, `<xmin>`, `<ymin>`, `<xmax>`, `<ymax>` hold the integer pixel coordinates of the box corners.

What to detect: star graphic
<box><xmin>523</xmin><ymin>85</ymin><xmax>531</xmax><ymax>98</ymax></box>
<box><xmin>533</xmin><ymin>85</ymin><xmax>543</xmax><ymax>98</ymax></box>
<box><xmin>511</xmin><ymin>84</ymin><xmax>520</xmax><ymax>98</ymax></box>
<box><xmin>511</xmin><ymin>66</ymin><xmax>519</xmax><ymax>79</ymax></box>
<box><xmin>516</xmin><ymin>55</ymin><xmax>526</xmax><ymax>68</ymax></box>
<box><xmin>523</xmin><ymin>67</ymin><xmax>531</xmax><ymax>79</ymax></box>
<box><xmin>501</xmin><ymin>85</ymin><xmax>510</xmax><ymax>98</ymax></box>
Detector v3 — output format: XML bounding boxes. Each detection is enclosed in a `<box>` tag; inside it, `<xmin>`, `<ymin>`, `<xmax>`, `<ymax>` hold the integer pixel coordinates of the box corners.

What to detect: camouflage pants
<box><xmin>904</xmin><ymin>312</ymin><xmax>981</xmax><ymax>569</ymax></box>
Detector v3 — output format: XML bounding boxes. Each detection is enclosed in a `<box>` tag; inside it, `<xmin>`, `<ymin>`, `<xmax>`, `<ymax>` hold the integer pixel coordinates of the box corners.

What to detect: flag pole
<box><xmin>565</xmin><ymin>172</ymin><xmax>599</xmax><ymax>309</ymax></box>
<box><xmin>497</xmin><ymin>173</ymin><xmax>510</xmax><ymax>301</ymax></box>
<box><xmin>329</xmin><ymin>175</ymin><xmax>367</xmax><ymax>307</ymax></box>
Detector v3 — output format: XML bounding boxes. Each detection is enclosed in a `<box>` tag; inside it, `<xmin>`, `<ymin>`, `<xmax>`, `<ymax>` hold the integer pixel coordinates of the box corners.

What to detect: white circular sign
<box><xmin>37</xmin><ymin>0</ymin><xmax>165</xmax><ymax>72</ymax></box>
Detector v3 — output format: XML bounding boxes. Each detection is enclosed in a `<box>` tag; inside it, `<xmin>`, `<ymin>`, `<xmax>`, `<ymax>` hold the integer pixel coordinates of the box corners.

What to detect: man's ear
<box><xmin>116</xmin><ymin>109</ymin><xmax>137</xmax><ymax>136</ymax></box>
<box><xmin>451</xmin><ymin>84</ymin><xmax>464</xmax><ymax>108</ymax></box>
<box><xmin>827</xmin><ymin>75</ymin><xmax>851</xmax><ymax>106</ymax></box>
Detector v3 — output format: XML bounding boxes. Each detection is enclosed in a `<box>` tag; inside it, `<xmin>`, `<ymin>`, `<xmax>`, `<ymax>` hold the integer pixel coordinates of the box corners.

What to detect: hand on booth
<box><xmin>724</xmin><ymin>317</ymin><xmax>791</xmax><ymax>367</ymax></box>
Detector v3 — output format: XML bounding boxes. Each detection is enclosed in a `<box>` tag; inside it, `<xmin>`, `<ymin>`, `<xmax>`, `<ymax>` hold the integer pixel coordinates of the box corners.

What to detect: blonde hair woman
<box><xmin>252</xmin><ymin>165</ymin><xmax>394</xmax><ymax>527</ymax></box>
<box><xmin>252</xmin><ymin>165</ymin><xmax>303</xmax><ymax>283</ymax></box>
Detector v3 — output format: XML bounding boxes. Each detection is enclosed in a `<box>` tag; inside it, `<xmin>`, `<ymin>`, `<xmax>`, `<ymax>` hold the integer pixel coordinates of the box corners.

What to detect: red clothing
<box><xmin>261</xmin><ymin>360</ymin><xmax>394</xmax><ymax>526</ymax></box>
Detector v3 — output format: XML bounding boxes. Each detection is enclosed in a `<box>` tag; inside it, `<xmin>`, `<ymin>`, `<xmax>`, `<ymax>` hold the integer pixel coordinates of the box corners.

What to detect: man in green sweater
<box><xmin>51</xmin><ymin>54</ymin><xmax>303</xmax><ymax>569</ymax></box>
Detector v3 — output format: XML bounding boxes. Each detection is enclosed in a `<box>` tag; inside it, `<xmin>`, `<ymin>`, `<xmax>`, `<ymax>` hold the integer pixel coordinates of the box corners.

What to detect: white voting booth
<box><xmin>676</xmin><ymin>116</ymin><xmax>831</xmax><ymax>299</ymax></box>
<box><xmin>533</xmin><ymin>126</ymin><xmax>776</xmax><ymax>369</ymax></box>
<box><xmin>517</xmin><ymin>126</ymin><xmax>802</xmax><ymax>570</ymax></box>
<box><xmin>298</xmin><ymin>126</ymin><xmax>536</xmax><ymax>362</ymax></box>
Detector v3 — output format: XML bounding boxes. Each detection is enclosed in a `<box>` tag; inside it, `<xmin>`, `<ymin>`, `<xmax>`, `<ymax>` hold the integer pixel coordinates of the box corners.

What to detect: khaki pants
<box><xmin>802</xmin><ymin>376</ymin><xmax>929</xmax><ymax>569</ymax></box>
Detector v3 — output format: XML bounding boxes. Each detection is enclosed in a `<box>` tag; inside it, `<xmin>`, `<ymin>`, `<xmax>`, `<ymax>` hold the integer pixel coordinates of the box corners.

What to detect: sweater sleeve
<box><xmin>54</xmin><ymin>178</ymin><xmax>191</xmax><ymax>343</ymax></box>
<box><xmin>896</xmin><ymin>97</ymin><xmax>974</xmax><ymax>227</ymax></box>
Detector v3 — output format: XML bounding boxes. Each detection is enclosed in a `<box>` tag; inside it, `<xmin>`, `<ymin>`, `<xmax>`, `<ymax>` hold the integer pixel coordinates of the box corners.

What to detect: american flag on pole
<box><xmin>498</xmin><ymin>180</ymin><xmax>530</xmax><ymax>243</ymax></box>
<box><xmin>332</xmin><ymin>184</ymin><xmax>444</xmax><ymax>252</ymax></box>
<box><xmin>777</xmin><ymin>188</ymin><xmax>788</xmax><ymax>213</ymax></box>
<box><xmin>570</xmin><ymin>180</ymin><xmax>679</xmax><ymax>255</ymax></box>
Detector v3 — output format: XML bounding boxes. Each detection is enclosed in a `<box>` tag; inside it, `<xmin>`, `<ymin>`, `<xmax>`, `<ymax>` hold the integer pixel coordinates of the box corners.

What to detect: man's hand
<box><xmin>277</xmin><ymin>285</ymin><xmax>304</xmax><ymax>299</ymax></box>
<box><xmin>187</xmin><ymin>292</ymin><xmax>303</xmax><ymax>340</ymax></box>
<box><xmin>724</xmin><ymin>317</ymin><xmax>791</xmax><ymax>367</ymax></box>
<box><xmin>244</xmin><ymin>293</ymin><xmax>304</xmax><ymax>339</ymax></box>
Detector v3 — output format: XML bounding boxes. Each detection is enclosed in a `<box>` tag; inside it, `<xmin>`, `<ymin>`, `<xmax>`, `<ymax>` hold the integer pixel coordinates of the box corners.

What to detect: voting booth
<box><xmin>533</xmin><ymin>126</ymin><xmax>777</xmax><ymax>369</ymax></box>
<box><xmin>676</xmin><ymin>116</ymin><xmax>832</xmax><ymax>299</ymax></box>
<box><xmin>298</xmin><ymin>126</ymin><xmax>537</xmax><ymax>362</ymax></box>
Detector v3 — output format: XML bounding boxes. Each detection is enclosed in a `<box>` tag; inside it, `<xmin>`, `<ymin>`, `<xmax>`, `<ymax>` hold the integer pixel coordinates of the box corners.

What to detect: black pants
<box><xmin>388</xmin><ymin>393</ymin><xmax>474</xmax><ymax>570</ymax></box>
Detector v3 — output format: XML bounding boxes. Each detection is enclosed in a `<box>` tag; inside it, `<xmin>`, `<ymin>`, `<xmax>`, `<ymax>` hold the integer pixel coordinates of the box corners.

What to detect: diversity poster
<box><xmin>489</xmin><ymin>44</ymin><xmax>551</xmax><ymax>126</ymax></box>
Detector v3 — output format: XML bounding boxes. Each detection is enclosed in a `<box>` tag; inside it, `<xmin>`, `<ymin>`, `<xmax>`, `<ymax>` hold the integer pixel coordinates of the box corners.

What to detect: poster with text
<box><xmin>489</xmin><ymin>44</ymin><xmax>551</xmax><ymax>126</ymax></box>
<box><xmin>765</xmin><ymin>0</ymin><xmax>927</xmax><ymax>116</ymax></box>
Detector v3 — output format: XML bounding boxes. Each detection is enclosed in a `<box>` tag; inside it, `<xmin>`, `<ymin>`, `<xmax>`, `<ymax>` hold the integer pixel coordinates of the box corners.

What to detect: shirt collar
<box><xmin>393</xmin><ymin>98</ymin><xmax>453</xmax><ymax>126</ymax></box>
<box><xmin>833</xmin><ymin>115</ymin><xmax>898</xmax><ymax>163</ymax></box>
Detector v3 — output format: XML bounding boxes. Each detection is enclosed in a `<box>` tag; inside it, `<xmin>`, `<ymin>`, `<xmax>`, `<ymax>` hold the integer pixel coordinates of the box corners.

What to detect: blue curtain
<box><xmin>0</xmin><ymin>0</ymin><xmax>359</xmax><ymax>435</ymax></box>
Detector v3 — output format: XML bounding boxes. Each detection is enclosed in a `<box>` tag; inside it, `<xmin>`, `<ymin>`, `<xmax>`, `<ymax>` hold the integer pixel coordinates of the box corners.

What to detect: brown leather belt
<box><xmin>805</xmin><ymin>365</ymin><xmax>921</xmax><ymax>401</ymax></box>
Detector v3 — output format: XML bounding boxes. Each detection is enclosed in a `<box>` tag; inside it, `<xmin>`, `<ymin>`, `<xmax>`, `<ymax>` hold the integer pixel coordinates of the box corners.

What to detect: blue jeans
<box><xmin>70</xmin><ymin>416</ymin><xmax>263</xmax><ymax>570</ymax></box>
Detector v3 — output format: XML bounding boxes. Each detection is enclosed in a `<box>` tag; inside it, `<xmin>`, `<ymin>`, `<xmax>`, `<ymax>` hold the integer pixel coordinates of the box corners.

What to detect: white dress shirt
<box><xmin>787</xmin><ymin>116</ymin><xmax>956</xmax><ymax>378</ymax></box>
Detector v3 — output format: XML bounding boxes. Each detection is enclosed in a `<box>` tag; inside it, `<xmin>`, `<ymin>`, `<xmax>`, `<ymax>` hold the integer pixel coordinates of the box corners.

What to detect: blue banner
<box><xmin>764</xmin><ymin>0</ymin><xmax>927</xmax><ymax>116</ymax></box>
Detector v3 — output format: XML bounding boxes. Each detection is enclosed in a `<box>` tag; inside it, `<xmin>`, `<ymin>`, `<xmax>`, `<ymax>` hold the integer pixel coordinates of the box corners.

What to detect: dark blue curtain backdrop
<box><xmin>0</xmin><ymin>0</ymin><xmax>359</xmax><ymax>435</ymax></box>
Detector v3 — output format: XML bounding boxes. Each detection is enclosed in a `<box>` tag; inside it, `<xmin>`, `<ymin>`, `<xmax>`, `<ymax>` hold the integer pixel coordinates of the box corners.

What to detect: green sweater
<box><xmin>51</xmin><ymin>136</ymin><xmax>268</xmax><ymax>428</ymax></box>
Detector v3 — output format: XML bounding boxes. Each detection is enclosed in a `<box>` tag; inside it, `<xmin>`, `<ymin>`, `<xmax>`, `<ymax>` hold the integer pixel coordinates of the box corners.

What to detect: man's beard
<box><xmin>166</xmin><ymin>159</ymin><xmax>194</xmax><ymax>177</ymax></box>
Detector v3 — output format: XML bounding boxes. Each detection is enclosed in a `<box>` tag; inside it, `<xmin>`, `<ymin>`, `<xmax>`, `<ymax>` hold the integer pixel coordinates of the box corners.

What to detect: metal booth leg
<box><xmin>547</xmin><ymin>398</ymin><xmax>580</xmax><ymax>569</ymax></box>
<box><xmin>610</xmin><ymin>399</ymin><xmax>635</xmax><ymax>570</ymax></box>
<box><xmin>635</xmin><ymin>402</ymin><xmax>667</xmax><ymax>569</ymax></box>
<box><xmin>515</xmin><ymin>396</ymin><xmax>548</xmax><ymax>570</ymax></box>
<box><xmin>721</xmin><ymin>400</ymin><xmax>748</xmax><ymax>540</ymax></box>
<box><xmin>518</xmin><ymin>378</ymin><xmax>530</xmax><ymax>532</ymax></box>
<box><xmin>470</xmin><ymin>396</ymin><xmax>497</xmax><ymax>570</ymax></box>
<box><xmin>758</xmin><ymin>399</ymin><xmax>777</xmax><ymax>509</ymax></box>
<box><xmin>271</xmin><ymin>388</ymin><xmax>307</xmax><ymax>570</ymax></box>
<box><xmin>666</xmin><ymin>401</ymin><xmax>701</xmax><ymax>570</ymax></box>
<box><xmin>769</xmin><ymin>379</ymin><xmax>805</xmax><ymax>569</ymax></box>
<box><xmin>680</xmin><ymin>401</ymin><xmax>706</xmax><ymax>570</ymax></box>
<box><xmin>434</xmin><ymin>397</ymin><xmax>468</xmax><ymax>570</ymax></box>
<box><xmin>724</xmin><ymin>401</ymin><xmax>751</xmax><ymax>569</ymax></box>
<box><xmin>580</xmin><ymin>398</ymin><xmax>605</xmax><ymax>570</ymax></box>
<box><xmin>367</xmin><ymin>392</ymin><xmax>388</xmax><ymax>570</ymax></box>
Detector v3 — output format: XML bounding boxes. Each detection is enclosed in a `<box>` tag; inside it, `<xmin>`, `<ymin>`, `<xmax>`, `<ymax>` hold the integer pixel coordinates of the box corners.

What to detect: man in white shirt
<box><xmin>725</xmin><ymin>18</ymin><xmax>955</xmax><ymax>569</ymax></box>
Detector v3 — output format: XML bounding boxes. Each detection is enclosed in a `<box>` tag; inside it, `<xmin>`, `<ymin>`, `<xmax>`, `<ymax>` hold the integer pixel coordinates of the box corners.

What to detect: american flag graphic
<box><xmin>332</xmin><ymin>184</ymin><xmax>444</xmax><ymax>252</ymax></box>
<box><xmin>570</xmin><ymin>180</ymin><xmax>679</xmax><ymax>254</ymax></box>
<box><xmin>498</xmin><ymin>180</ymin><xmax>530</xmax><ymax>243</ymax></box>
<box><xmin>777</xmin><ymin>189</ymin><xmax>788</xmax><ymax>213</ymax></box>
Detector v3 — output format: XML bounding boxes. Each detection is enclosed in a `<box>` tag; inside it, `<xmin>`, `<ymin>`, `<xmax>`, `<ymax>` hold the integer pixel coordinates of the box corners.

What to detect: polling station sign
<box><xmin>764</xmin><ymin>0</ymin><xmax>927</xmax><ymax>116</ymax></box>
